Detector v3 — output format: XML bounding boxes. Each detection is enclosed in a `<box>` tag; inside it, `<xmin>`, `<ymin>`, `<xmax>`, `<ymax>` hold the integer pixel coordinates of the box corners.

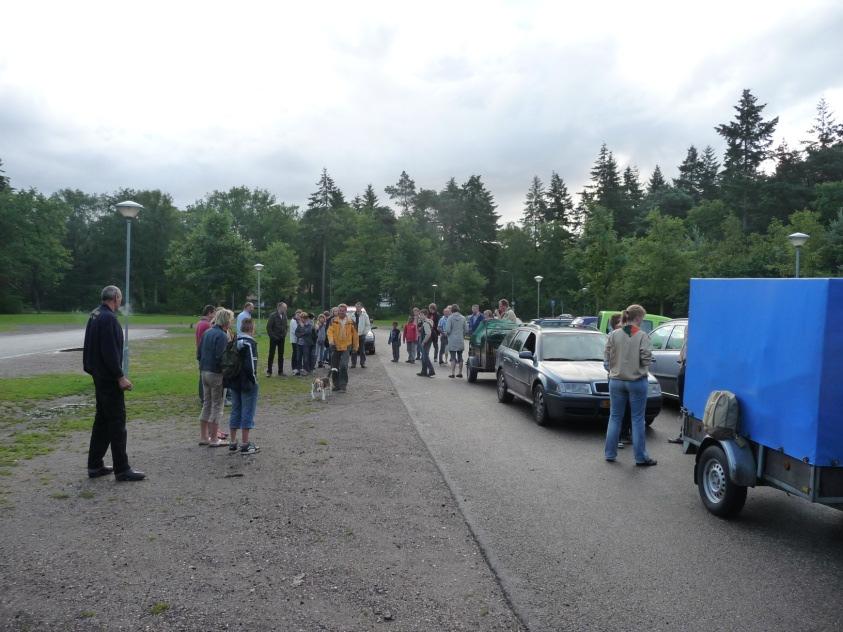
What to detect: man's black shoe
<box><xmin>87</xmin><ymin>465</ymin><xmax>113</xmax><ymax>478</ymax></box>
<box><xmin>417</xmin><ymin>372</ymin><xmax>427</xmax><ymax>377</ymax></box>
<box><xmin>115</xmin><ymin>468</ymin><xmax>146</xmax><ymax>482</ymax></box>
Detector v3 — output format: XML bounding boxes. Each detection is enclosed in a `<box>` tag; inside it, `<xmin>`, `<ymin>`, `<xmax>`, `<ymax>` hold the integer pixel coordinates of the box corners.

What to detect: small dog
<box><xmin>310</xmin><ymin>371</ymin><xmax>335</xmax><ymax>401</ymax></box>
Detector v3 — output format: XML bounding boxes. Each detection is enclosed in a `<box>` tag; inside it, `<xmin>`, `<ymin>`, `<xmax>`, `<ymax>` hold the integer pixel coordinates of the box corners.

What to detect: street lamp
<box><xmin>254</xmin><ymin>263</ymin><xmax>265</xmax><ymax>333</ymax></box>
<box><xmin>432</xmin><ymin>283</ymin><xmax>438</xmax><ymax>305</ymax></box>
<box><xmin>534</xmin><ymin>275</ymin><xmax>543</xmax><ymax>319</ymax></box>
<box><xmin>500</xmin><ymin>269</ymin><xmax>515</xmax><ymax>308</ymax></box>
<box><xmin>787</xmin><ymin>232</ymin><xmax>809</xmax><ymax>278</ymax></box>
<box><xmin>115</xmin><ymin>200</ymin><xmax>143</xmax><ymax>375</ymax></box>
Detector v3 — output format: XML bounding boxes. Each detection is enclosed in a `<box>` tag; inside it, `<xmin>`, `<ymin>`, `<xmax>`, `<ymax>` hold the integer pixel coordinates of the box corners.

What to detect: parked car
<box><xmin>530</xmin><ymin>317</ymin><xmax>574</xmax><ymax>327</ymax></box>
<box><xmin>596</xmin><ymin>310</ymin><xmax>673</xmax><ymax>334</ymax></box>
<box><xmin>570</xmin><ymin>316</ymin><xmax>598</xmax><ymax>329</ymax></box>
<box><xmin>348</xmin><ymin>305</ymin><xmax>378</xmax><ymax>355</ymax></box>
<box><xmin>648</xmin><ymin>318</ymin><xmax>687</xmax><ymax>399</ymax></box>
<box><xmin>495</xmin><ymin>324</ymin><xmax>662</xmax><ymax>426</ymax></box>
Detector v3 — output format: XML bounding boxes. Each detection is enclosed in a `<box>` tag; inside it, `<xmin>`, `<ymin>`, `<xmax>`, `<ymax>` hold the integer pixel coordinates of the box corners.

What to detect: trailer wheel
<box><xmin>467</xmin><ymin>366</ymin><xmax>478</xmax><ymax>383</ymax></box>
<box><xmin>697</xmin><ymin>445</ymin><xmax>747</xmax><ymax>518</ymax></box>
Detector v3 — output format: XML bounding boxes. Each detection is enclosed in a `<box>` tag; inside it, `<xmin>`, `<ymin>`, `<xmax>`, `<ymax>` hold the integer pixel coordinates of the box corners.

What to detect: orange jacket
<box><xmin>327</xmin><ymin>317</ymin><xmax>359</xmax><ymax>352</ymax></box>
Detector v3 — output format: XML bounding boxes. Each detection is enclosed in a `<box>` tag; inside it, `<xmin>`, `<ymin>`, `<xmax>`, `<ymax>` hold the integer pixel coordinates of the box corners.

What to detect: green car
<box><xmin>595</xmin><ymin>310</ymin><xmax>672</xmax><ymax>334</ymax></box>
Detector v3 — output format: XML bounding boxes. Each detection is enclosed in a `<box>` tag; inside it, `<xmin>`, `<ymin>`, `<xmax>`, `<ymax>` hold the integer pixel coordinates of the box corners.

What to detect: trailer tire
<box><xmin>697</xmin><ymin>445</ymin><xmax>747</xmax><ymax>518</ymax></box>
<box><xmin>467</xmin><ymin>366</ymin><xmax>478</xmax><ymax>383</ymax></box>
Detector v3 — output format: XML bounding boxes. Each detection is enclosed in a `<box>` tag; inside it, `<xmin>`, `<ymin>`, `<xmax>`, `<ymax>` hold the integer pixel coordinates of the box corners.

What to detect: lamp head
<box><xmin>787</xmin><ymin>232</ymin><xmax>809</xmax><ymax>248</ymax></box>
<box><xmin>534</xmin><ymin>275</ymin><xmax>544</xmax><ymax>283</ymax></box>
<box><xmin>115</xmin><ymin>200</ymin><xmax>143</xmax><ymax>219</ymax></box>
<box><xmin>253</xmin><ymin>263</ymin><xmax>265</xmax><ymax>272</ymax></box>
<box><xmin>432</xmin><ymin>283</ymin><xmax>438</xmax><ymax>288</ymax></box>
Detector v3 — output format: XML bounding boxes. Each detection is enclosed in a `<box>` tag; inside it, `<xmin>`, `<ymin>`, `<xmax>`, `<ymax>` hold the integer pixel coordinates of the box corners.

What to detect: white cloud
<box><xmin>1</xmin><ymin>0</ymin><xmax>842</xmax><ymax>220</ymax></box>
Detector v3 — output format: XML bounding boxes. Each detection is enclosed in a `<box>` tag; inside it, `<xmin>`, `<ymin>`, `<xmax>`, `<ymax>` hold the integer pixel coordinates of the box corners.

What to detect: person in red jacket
<box><xmin>402</xmin><ymin>315</ymin><xmax>418</xmax><ymax>363</ymax></box>
<box><xmin>195</xmin><ymin>305</ymin><xmax>215</xmax><ymax>404</ymax></box>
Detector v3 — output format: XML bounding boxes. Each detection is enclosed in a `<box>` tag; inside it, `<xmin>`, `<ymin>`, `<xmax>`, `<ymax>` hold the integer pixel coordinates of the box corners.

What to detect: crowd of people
<box><xmin>82</xmin><ymin>282</ymin><xmax>671</xmax><ymax>480</ymax></box>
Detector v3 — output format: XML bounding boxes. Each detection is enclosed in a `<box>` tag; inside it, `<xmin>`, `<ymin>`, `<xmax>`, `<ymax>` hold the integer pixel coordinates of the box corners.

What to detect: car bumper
<box><xmin>544</xmin><ymin>393</ymin><xmax>662</xmax><ymax>420</ymax></box>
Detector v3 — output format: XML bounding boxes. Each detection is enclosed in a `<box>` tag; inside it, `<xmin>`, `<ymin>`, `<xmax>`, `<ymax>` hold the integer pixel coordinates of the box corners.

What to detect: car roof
<box><xmin>520</xmin><ymin>324</ymin><xmax>604</xmax><ymax>335</ymax></box>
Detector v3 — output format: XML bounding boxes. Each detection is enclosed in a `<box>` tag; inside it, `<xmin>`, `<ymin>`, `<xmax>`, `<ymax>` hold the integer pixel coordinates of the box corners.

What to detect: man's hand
<box><xmin>118</xmin><ymin>376</ymin><xmax>133</xmax><ymax>391</ymax></box>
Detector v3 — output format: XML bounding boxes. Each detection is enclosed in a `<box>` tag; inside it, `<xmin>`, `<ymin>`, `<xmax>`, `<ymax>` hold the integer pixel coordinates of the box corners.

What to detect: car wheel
<box><xmin>697</xmin><ymin>445</ymin><xmax>748</xmax><ymax>518</ymax></box>
<box><xmin>467</xmin><ymin>366</ymin><xmax>478</xmax><ymax>383</ymax></box>
<box><xmin>532</xmin><ymin>384</ymin><xmax>550</xmax><ymax>426</ymax></box>
<box><xmin>496</xmin><ymin>370</ymin><xmax>513</xmax><ymax>403</ymax></box>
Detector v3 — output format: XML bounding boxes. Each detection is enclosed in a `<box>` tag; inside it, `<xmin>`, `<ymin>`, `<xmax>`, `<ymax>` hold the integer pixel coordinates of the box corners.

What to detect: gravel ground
<box><xmin>0</xmin><ymin>356</ymin><xmax>523</xmax><ymax>631</ymax></box>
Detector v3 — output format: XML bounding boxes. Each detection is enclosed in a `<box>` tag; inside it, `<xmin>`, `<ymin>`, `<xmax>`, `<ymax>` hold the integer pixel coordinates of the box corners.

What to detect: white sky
<box><xmin>1</xmin><ymin>0</ymin><xmax>842</xmax><ymax>222</ymax></box>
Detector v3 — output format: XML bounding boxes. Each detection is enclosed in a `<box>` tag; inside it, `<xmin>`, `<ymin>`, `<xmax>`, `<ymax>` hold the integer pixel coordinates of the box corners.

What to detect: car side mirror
<box><xmin>519</xmin><ymin>350</ymin><xmax>534</xmax><ymax>360</ymax></box>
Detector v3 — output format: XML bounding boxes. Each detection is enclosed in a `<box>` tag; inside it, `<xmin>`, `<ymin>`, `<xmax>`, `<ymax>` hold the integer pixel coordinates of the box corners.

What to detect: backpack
<box><xmin>221</xmin><ymin>338</ymin><xmax>242</xmax><ymax>381</ymax></box>
<box><xmin>702</xmin><ymin>390</ymin><xmax>740</xmax><ymax>439</ymax></box>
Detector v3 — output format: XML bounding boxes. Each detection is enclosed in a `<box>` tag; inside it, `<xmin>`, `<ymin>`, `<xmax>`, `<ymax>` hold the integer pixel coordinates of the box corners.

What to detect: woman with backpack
<box><xmin>603</xmin><ymin>304</ymin><xmax>657</xmax><ymax>466</ymax></box>
<box><xmin>227</xmin><ymin>317</ymin><xmax>260</xmax><ymax>454</ymax></box>
<box><xmin>198</xmin><ymin>308</ymin><xmax>233</xmax><ymax>447</ymax></box>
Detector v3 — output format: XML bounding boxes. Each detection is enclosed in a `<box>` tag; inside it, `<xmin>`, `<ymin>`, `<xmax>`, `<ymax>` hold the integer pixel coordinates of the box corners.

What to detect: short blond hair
<box><xmin>213</xmin><ymin>308</ymin><xmax>234</xmax><ymax>328</ymax></box>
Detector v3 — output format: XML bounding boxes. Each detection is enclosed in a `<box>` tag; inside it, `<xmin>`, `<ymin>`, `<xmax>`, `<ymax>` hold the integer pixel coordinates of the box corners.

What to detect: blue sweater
<box><xmin>198</xmin><ymin>326</ymin><xmax>228</xmax><ymax>373</ymax></box>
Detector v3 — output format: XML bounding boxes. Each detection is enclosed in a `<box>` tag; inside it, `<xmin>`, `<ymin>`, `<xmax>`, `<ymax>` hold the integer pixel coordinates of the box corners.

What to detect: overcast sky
<box><xmin>2</xmin><ymin>0</ymin><xmax>842</xmax><ymax>223</ymax></box>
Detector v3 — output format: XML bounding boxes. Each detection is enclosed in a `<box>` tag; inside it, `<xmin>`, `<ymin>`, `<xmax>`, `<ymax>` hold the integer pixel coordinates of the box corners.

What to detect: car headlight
<box><xmin>648</xmin><ymin>382</ymin><xmax>661</xmax><ymax>396</ymax></box>
<box><xmin>556</xmin><ymin>382</ymin><xmax>591</xmax><ymax>394</ymax></box>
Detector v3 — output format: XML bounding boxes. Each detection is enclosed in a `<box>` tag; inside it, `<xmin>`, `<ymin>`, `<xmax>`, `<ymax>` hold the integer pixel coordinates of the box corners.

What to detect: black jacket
<box><xmin>266</xmin><ymin>311</ymin><xmax>288</xmax><ymax>341</ymax></box>
<box><xmin>83</xmin><ymin>303</ymin><xmax>124</xmax><ymax>380</ymax></box>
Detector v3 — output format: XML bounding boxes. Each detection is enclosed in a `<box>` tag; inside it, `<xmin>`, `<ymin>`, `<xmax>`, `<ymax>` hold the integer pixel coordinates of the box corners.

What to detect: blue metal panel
<box><xmin>685</xmin><ymin>278</ymin><xmax>843</xmax><ymax>466</ymax></box>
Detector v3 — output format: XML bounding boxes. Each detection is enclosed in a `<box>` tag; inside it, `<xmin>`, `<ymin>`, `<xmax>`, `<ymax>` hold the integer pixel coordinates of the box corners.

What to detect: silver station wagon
<box><xmin>494</xmin><ymin>324</ymin><xmax>663</xmax><ymax>426</ymax></box>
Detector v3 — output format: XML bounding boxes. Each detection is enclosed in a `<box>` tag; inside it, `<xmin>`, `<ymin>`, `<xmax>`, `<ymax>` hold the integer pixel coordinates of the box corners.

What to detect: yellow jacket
<box><xmin>328</xmin><ymin>317</ymin><xmax>359</xmax><ymax>352</ymax></box>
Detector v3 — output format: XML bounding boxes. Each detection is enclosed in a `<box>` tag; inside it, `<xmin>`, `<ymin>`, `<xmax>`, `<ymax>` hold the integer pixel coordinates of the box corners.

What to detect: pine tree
<box><xmin>698</xmin><ymin>146</ymin><xmax>720</xmax><ymax>200</ymax></box>
<box><xmin>303</xmin><ymin>168</ymin><xmax>345</xmax><ymax>307</ymax></box>
<box><xmin>0</xmin><ymin>158</ymin><xmax>10</xmax><ymax>192</ymax></box>
<box><xmin>715</xmin><ymin>89</ymin><xmax>778</xmax><ymax>230</ymax></box>
<box><xmin>647</xmin><ymin>165</ymin><xmax>667</xmax><ymax>195</ymax></box>
<box><xmin>674</xmin><ymin>146</ymin><xmax>704</xmax><ymax>203</ymax></box>
<box><xmin>619</xmin><ymin>166</ymin><xmax>644</xmax><ymax>235</ymax></box>
<box><xmin>521</xmin><ymin>176</ymin><xmax>547</xmax><ymax>245</ymax></box>
<box><xmin>362</xmin><ymin>184</ymin><xmax>379</xmax><ymax>209</ymax></box>
<box><xmin>546</xmin><ymin>172</ymin><xmax>574</xmax><ymax>224</ymax></box>
<box><xmin>587</xmin><ymin>144</ymin><xmax>624</xmax><ymax>214</ymax></box>
<box><xmin>384</xmin><ymin>171</ymin><xmax>417</xmax><ymax>215</ymax></box>
<box><xmin>804</xmin><ymin>97</ymin><xmax>837</xmax><ymax>151</ymax></box>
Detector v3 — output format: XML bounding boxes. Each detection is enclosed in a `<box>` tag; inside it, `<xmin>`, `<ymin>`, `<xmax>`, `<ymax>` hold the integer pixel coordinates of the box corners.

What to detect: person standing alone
<box><xmin>83</xmin><ymin>285</ymin><xmax>145</xmax><ymax>482</ymax></box>
<box><xmin>265</xmin><ymin>302</ymin><xmax>288</xmax><ymax>376</ymax></box>
<box><xmin>603</xmin><ymin>304</ymin><xmax>657</xmax><ymax>466</ymax></box>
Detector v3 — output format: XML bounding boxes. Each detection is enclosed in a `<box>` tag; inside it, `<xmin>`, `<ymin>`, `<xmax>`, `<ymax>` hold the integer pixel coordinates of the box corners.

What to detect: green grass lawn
<box><xmin>0</xmin><ymin>328</ymin><xmax>309</xmax><ymax>475</ymax></box>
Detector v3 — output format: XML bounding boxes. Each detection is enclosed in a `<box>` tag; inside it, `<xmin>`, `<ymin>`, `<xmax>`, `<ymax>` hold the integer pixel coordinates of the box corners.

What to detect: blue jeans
<box><xmin>604</xmin><ymin>377</ymin><xmax>649</xmax><ymax>462</ymax></box>
<box><xmin>420</xmin><ymin>341</ymin><xmax>435</xmax><ymax>375</ymax></box>
<box><xmin>229</xmin><ymin>383</ymin><xmax>259</xmax><ymax>430</ymax></box>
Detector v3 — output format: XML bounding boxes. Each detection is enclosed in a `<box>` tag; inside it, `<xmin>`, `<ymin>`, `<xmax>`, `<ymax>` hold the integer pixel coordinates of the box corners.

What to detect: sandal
<box><xmin>208</xmin><ymin>441</ymin><xmax>229</xmax><ymax>448</ymax></box>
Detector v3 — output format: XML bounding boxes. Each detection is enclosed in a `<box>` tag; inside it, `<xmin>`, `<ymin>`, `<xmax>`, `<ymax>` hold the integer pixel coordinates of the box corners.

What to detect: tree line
<box><xmin>1</xmin><ymin>88</ymin><xmax>842</xmax><ymax>317</ymax></box>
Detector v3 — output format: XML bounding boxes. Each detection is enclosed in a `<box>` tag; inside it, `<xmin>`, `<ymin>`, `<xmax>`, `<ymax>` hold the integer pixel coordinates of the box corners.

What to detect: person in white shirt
<box><xmin>350</xmin><ymin>302</ymin><xmax>371</xmax><ymax>369</ymax></box>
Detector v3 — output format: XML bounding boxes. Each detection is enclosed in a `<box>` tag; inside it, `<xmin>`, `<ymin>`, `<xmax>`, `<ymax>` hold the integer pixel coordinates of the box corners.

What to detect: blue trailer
<box><xmin>681</xmin><ymin>278</ymin><xmax>843</xmax><ymax>517</ymax></box>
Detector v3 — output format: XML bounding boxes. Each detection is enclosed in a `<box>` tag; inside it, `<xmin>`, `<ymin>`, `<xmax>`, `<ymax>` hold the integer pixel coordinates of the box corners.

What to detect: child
<box><xmin>388</xmin><ymin>321</ymin><xmax>401</xmax><ymax>362</ymax></box>
<box><xmin>228</xmin><ymin>318</ymin><xmax>259</xmax><ymax>454</ymax></box>
<box><xmin>402</xmin><ymin>315</ymin><xmax>418</xmax><ymax>363</ymax></box>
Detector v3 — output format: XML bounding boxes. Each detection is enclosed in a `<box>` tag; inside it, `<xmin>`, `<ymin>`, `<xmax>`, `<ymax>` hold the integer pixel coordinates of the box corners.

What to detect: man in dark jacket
<box><xmin>265</xmin><ymin>302</ymin><xmax>288</xmax><ymax>376</ymax></box>
<box><xmin>83</xmin><ymin>285</ymin><xmax>145</xmax><ymax>482</ymax></box>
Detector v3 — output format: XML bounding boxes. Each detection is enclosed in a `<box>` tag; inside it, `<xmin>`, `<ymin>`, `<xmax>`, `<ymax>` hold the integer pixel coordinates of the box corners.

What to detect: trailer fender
<box><xmin>694</xmin><ymin>437</ymin><xmax>757</xmax><ymax>487</ymax></box>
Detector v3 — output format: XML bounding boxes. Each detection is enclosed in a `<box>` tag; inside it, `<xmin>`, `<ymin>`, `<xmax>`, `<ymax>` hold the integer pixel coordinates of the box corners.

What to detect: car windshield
<box><xmin>541</xmin><ymin>333</ymin><xmax>607</xmax><ymax>361</ymax></box>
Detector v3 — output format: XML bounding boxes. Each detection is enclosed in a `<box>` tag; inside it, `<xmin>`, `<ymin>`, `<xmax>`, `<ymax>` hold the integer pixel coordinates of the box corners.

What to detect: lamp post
<box><xmin>254</xmin><ymin>263</ymin><xmax>264</xmax><ymax>333</ymax></box>
<box><xmin>787</xmin><ymin>232</ymin><xmax>809</xmax><ymax>278</ymax></box>
<box><xmin>115</xmin><ymin>200</ymin><xmax>143</xmax><ymax>375</ymax></box>
<box><xmin>500</xmin><ymin>269</ymin><xmax>515</xmax><ymax>308</ymax></box>
<box><xmin>534</xmin><ymin>275</ymin><xmax>543</xmax><ymax>319</ymax></box>
<box><xmin>432</xmin><ymin>283</ymin><xmax>438</xmax><ymax>305</ymax></box>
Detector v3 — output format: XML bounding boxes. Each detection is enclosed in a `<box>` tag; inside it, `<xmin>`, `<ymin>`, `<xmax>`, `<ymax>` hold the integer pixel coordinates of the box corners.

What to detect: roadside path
<box><xmin>0</xmin><ymin>354</ymin><xmax>522</xmax><ymax>631</ymax></box>
<box><xmin>0</xmin><ymin>328</ymin><xmax>166</xmax><ymax>360</ymax></box>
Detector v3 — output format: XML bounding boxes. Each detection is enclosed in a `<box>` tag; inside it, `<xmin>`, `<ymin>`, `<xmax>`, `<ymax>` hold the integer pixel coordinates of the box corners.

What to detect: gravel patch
<box><xmin>0</xmin><ymin>356</ymin><xmax>523</xmax><ymax>631</ymax></box>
